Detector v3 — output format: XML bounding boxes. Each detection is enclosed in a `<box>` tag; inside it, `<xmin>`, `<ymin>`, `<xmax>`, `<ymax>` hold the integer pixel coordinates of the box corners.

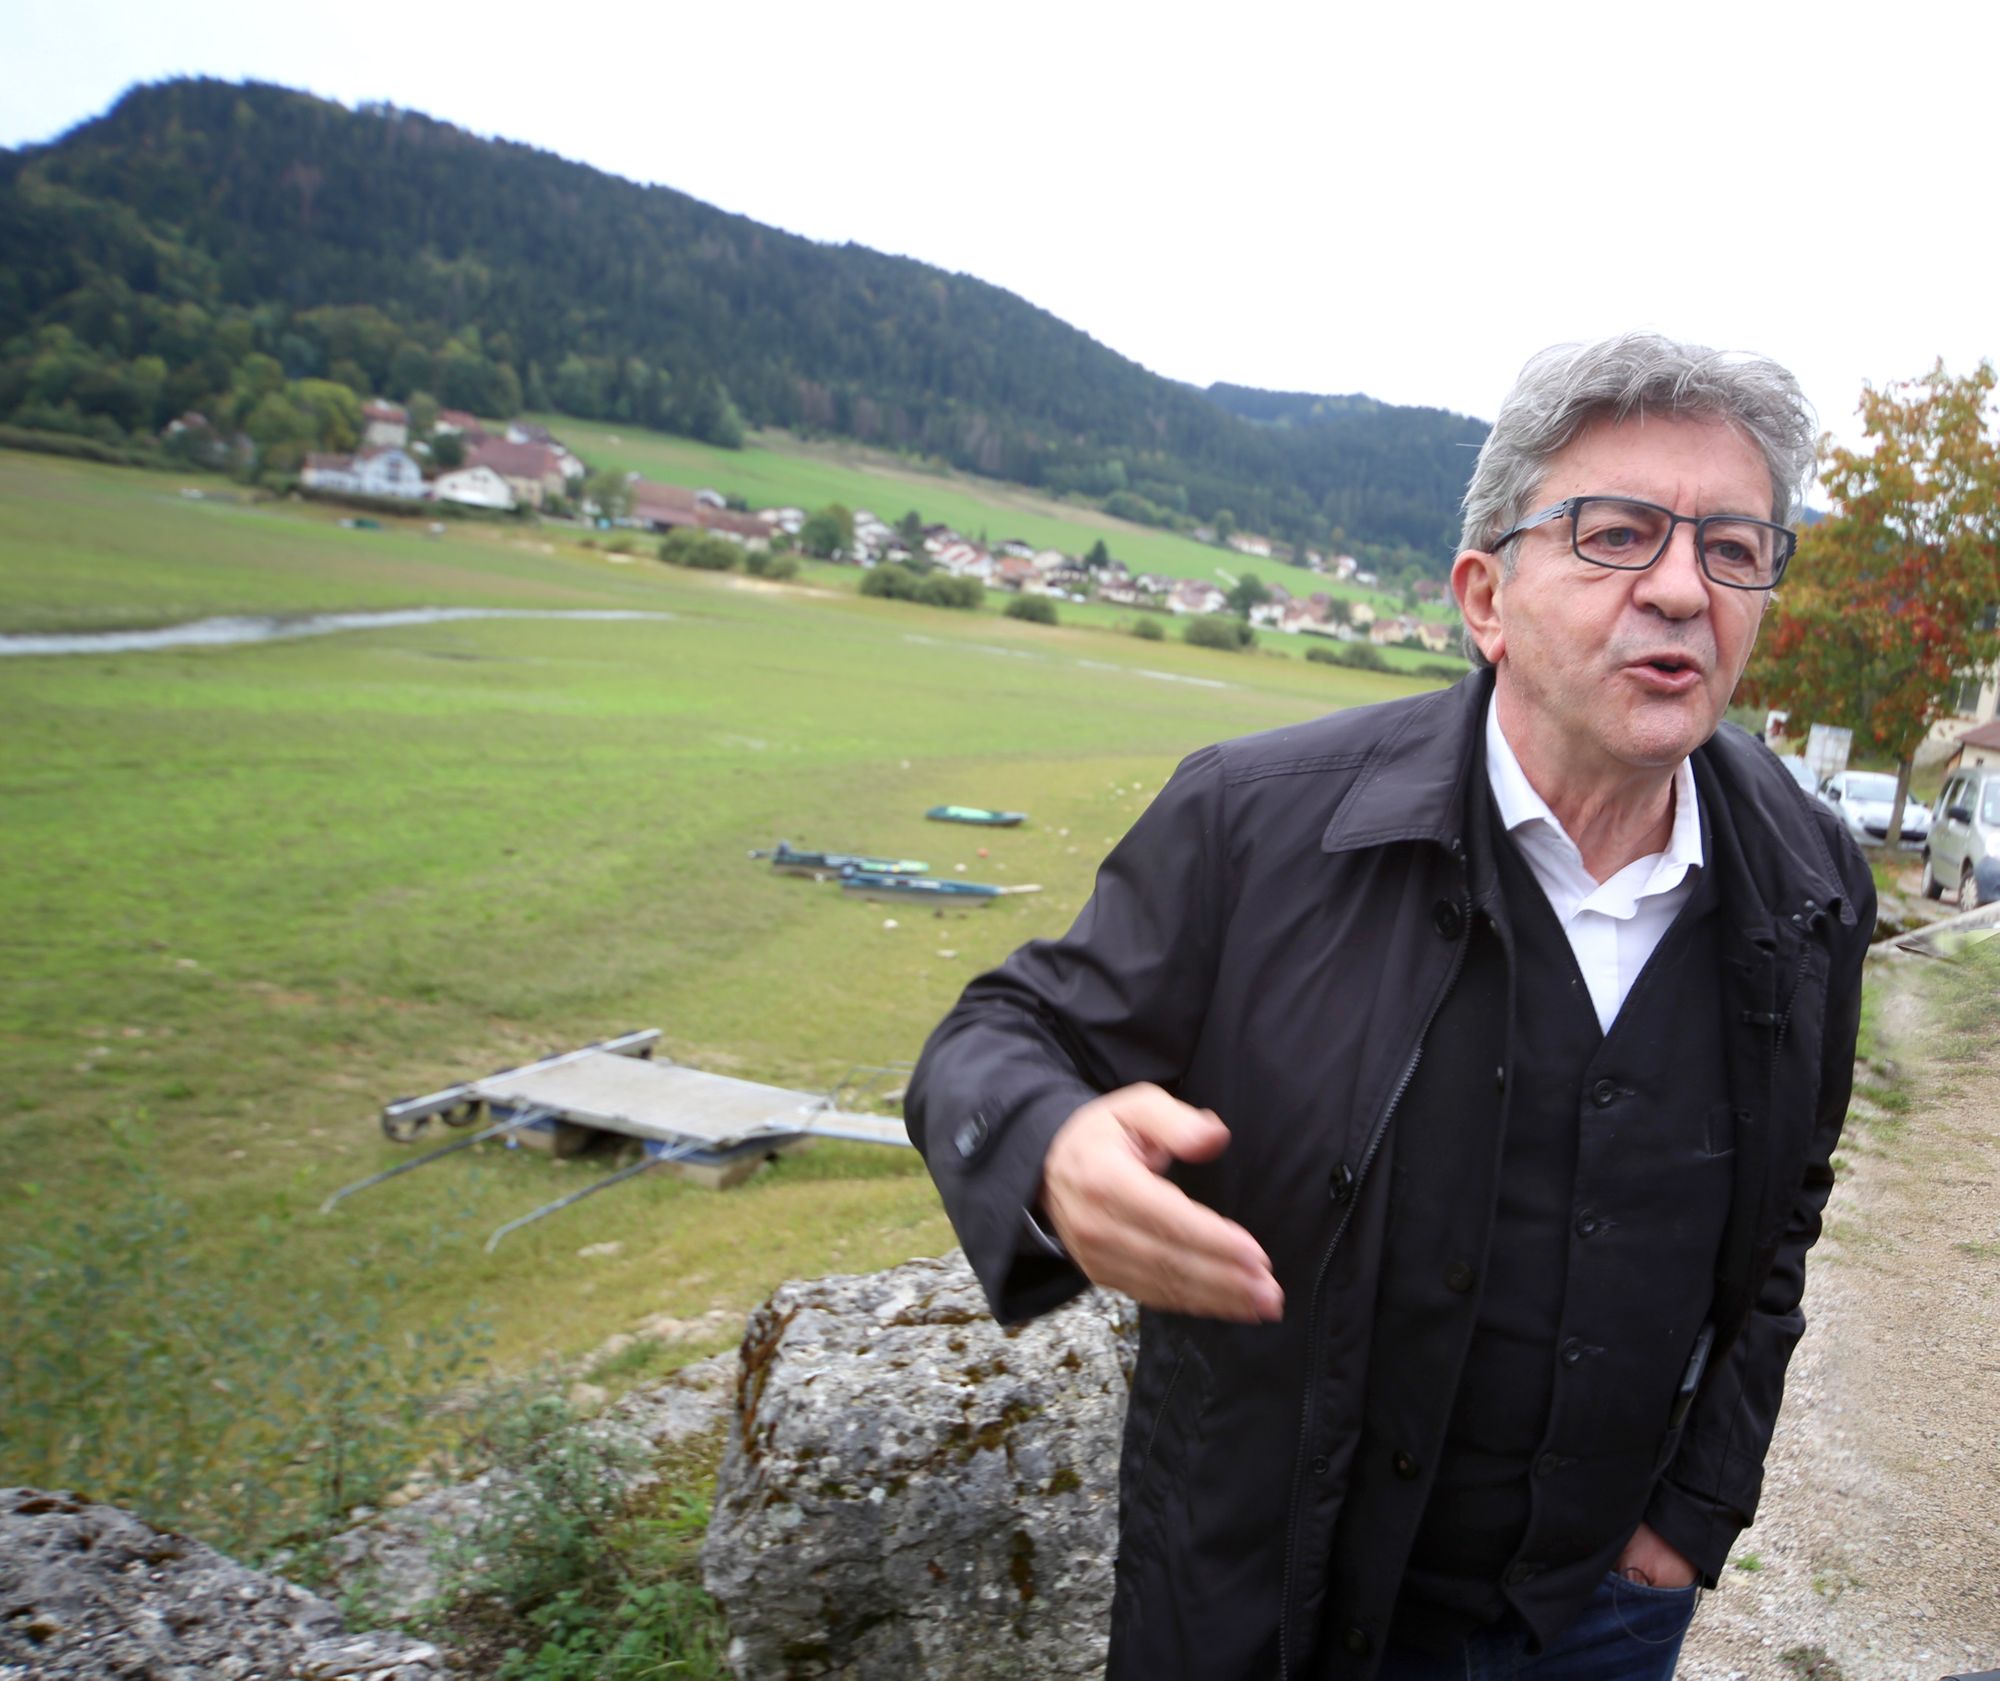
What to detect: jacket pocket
<box><xmin>1118</xmin><ymin>1336</ymin><xmax>1214</xmax><ymax>1552</ymax></box>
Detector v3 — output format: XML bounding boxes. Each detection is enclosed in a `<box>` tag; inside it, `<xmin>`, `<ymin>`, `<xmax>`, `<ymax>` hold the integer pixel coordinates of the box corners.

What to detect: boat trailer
<box><xmin>322</xmin><ymin>1029</ymin><xmax>911</xmax><ymax>1250</ymax></box>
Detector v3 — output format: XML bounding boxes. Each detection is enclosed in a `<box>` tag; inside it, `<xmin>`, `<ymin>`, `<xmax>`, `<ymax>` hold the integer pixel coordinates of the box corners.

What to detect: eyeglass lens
<box><xmin>1571</xmin><ymin>498</ymin><xmax>1787</xmax><ymax>586</ymax></box>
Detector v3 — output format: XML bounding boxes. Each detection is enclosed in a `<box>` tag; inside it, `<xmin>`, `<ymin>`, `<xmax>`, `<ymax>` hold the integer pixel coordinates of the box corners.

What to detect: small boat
<box><xmin>839</xmin><ymin>871</ymin><xmax>1042</xmax><ymax>906</ymax></box>
<box><xmin>752</xmin><ymin>842</ymin><xmax>929</xmax><ymax>880</ymax></box>
<box><xmin>925</xmin><ymin>805</ymin><xmax>1026</xmax><ymax>827</ymax></box>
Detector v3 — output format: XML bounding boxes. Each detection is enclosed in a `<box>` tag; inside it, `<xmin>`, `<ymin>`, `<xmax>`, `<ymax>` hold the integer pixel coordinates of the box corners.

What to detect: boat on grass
<box><xmin>925</xmin><ymin>804</ymin><xmax>1026</xmax><ymax>827</ymax></box>
<box><xmin>839</xmin><ymin>871</ymin><xmax>1042</xmax><ymax>907</ymax></box>
<box><xmin>752</xmin><ymin>842</ymin><xmax>929</xmax><ymax>880</ymax></box>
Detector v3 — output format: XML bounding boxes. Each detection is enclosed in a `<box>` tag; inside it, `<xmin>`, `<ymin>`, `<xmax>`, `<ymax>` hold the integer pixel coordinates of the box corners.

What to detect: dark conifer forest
<box><xmin>0</xmin><ymin>78</ymin><xmax>1488</xmax><ymax>566</ymax></box>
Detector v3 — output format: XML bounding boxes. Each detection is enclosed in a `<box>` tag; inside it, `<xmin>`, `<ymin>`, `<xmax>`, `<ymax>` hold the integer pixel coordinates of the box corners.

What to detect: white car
<box><xmin>1817</xmin><ymin>770</ymin><xmax>1932</xmax><ymax>846</ymax></box>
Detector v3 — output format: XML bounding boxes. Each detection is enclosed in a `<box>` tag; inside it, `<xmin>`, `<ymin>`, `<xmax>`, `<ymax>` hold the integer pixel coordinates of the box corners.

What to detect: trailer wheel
<box><xmin>441</xmin><ymin>1101</ymin><xmax>482</xmax><ymax>1128</ymax></box>
<box><xmin>382</xmin><ymin>1110</ymin><xmax>431</xmax><ymax>1144</ymax></box>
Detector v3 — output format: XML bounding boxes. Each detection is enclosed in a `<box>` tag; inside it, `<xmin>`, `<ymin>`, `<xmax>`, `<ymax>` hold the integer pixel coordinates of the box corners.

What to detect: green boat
<box><xmin>840</xmin><ymin>870</ymin><xmax>1041</xmax><ymax>906</ymax></box>
<box><xmin>925</xmin><ymin>805</ymin><xmax>1026</xmax><ymax>827</ymax></box>
<box><xmin>752</xmin><ymin>842</ymin><xmax>929</xmax><ymax>880</ymax></box>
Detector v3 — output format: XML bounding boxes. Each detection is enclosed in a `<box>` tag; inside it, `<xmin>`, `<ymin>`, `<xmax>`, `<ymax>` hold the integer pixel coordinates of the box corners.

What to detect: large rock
<box><xmin>0</xmin><ymin>1487</ymin><xmax>446</xmax><ymax>1680</ymax></box>
<box><xmin>701</xmin><ymin>1251</ymin><xmax>1136</xmax><ymax>1680</ymax></box>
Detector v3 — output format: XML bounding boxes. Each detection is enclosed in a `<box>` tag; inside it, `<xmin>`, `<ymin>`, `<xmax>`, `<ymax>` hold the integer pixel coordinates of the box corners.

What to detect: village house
<box><xmin>627</xmin><ymin>478</ymin><xmax>773</xmax><ymax>548</ymax></box>
<box><xmin>1948</xmin><ymin>716</ymin><xmax>2000</xmax><ymax>771</ymax></box>
<box><xmin>993</xmin><ymin>554</ymin><xmax>1038</xmax><ymax>590</ymax></box>
<box><xmin>1347</xmin><ymin>600</ymin><xmax>1378</xmax><ymax>629</ymax></box>
<box><xmin>1332</xmin><ymin>555</ymin><xmax>1360</xmax><ymax>581</ymax></box>
<box><xmin>432</xmin><ymin>463</ymin><xmax>515</xmax><ymax>511</ymax></box>
<box><xmin>432</xmin><ymin>409</ymin><xmax>486</xmax><ymax>440</ymax></box>
<box><xmin>1412</xmin><ymin>577</ymin><xmax>1450</xmax><ymax>605</ymax></box>
<box><xmin>468</xmin><ymin>439</ymin><xmax>567</xmax><ymax>509</ymax></box>
<box><xmin>1227</xmin><ymin>533</ymin><xmax>1274</xmax><ymax>559</ymax></box>
<box><xmin>503</xmin><ymin>421</ymin><xmax>586</xmax><ymax>482</ymax></box>
<box><xmin>1168</xmin><ymin>578</ymin><xmax>1229</xmax><ymax>616</ymax></box>
<box><xmin>301</xmin><ymin>447</ymin><xmax>425</xmax><ymax>499</ymax></box>
<box><xmin>997</xmin><ymin>538</ymin><xmax>1037</xmax><ymax>561</ymax></box>
<box><xmin>360</xmin><ymin>401</ymin><xmax>409</xmax><ymax>451</ymax></box>
<box><xmin>758</xmin><ymin>506</ymin><xmax>807</xmax><ymax>537</ymax></box>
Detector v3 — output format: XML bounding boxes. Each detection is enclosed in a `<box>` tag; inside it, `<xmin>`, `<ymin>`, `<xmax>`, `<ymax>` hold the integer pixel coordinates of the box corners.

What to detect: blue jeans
<box><xmin>1375</xmin><ymin>1574</ymin><xmax>1700</xmax><ymax>1680</ymax></box>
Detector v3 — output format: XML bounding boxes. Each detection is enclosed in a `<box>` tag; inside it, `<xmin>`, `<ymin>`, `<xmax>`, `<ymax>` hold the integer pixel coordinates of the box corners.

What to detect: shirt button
<box><xmin>1391</xmin><ymin>1450</ymin><xmax>1419</xmax><ymax>1480</ymax></box>
<box><xmin>1561</xmin><ymin>1337</ymin><xmax>1585</xmax><ymax>1366</ymax></box>
<box><xmin>953</xmin><ymin>1113</ymin><xmax>989</xmax><ymax>1157</ymax></box>
<box><xmin>1432</xmin><ymin>899</ymin><xmax>1463</xmax><ymax>940</ymax></box>
<box><xmin>1591</xmin><ymin>1078</ymin><xmax>1618</xmax><ymax>1108</ymax></box>
<box><xmin>1444</xmin><ymin>1261</ymin><xmax>1476</xmax><ymax>1294</ymax></box>
<box><xmin>1575</xmin><ymin>1210</ymin><xmax>1600</xmax><ymax>1238</ymax></box>
<box><xmin>1310</xmin><ymin>1454</ymin><xmax>1329</xmax><ymax>1476</ymax></box>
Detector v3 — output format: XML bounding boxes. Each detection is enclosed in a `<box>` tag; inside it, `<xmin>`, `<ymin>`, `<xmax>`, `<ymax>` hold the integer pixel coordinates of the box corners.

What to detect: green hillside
<box><xmin>1</xmin><ymin>77</ymin><xmax>1488</xmax><ymax>570</ymax></box>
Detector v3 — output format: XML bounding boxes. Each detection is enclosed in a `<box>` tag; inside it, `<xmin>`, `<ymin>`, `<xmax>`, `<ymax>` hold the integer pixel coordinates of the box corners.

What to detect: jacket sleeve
<box><xmin>1644</xmin><ymin>845</ymin><xmax>1876</xmax><ymax>1581</ymax></box>
<box><xmin>904</xmin><ymin>745</ymin><xmax>1228</xmax><ymax>1323</ymax></box>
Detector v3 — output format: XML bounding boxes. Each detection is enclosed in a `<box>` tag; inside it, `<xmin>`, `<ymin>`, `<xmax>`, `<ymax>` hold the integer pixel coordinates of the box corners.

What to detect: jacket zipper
<box><xmin>1278</xmin><ymin>885</ymin><xmax>1471</xmax><ymax>1680</ymax></box>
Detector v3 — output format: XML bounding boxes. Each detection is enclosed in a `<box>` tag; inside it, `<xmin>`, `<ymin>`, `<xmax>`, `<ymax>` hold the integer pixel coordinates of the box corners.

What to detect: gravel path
<box><xmin>1682</xmin><ymin>946</ymin><xmax>2000</xmax><ymax>1681</ymax></box>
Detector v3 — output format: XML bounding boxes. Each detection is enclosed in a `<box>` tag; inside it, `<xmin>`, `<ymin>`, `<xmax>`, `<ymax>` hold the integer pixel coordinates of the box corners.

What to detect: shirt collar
<box><xmin>1484</xmin><ymin>692</ymin><xmax>1703</xmax><ymax>894</ymax></box>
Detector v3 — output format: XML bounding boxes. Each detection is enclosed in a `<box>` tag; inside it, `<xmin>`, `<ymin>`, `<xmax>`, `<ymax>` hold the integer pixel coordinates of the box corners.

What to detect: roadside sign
<box><xmin>1805</xmin><ymin>723</ymin><xmax>1852</xmax><ymax>788</ymax></box>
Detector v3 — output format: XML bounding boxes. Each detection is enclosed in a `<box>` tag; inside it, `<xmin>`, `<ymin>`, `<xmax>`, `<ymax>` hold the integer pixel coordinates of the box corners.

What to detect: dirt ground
<box><xmin>1681</xmin><ymin>934</ymin><xmax>2000</xmax><ymax>1681</ymax></box>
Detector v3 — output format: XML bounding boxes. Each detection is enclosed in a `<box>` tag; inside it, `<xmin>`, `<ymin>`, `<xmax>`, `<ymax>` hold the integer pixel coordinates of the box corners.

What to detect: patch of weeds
<box><xmin>0</xmin><ymin>1132</ymin><xmax>490</xmax><ymax>1563</ymax></box>
<box><xmin>436</xmin><ymin>1392</ymin><xmax>728</xmax><ymax>1681</ymax></box>
<box><xmin>1953</xmin><ymin>1239</ymin><xmax>2000</xmax><ymax>1261</ymax></box>
<box><xmin>1811</xmin><ymin>1563</ymin><xmax>1861</xmax><ymax>1602</ymax></box>
<box><xmin>1780</xmin><ymin>1643</ymin><xmax>1848</xmax><ymax>1679</ymax></box>
<box><xmin>587</xmin><ymin>1336</ymin><xmax>672</xmax><ymax>1386</ymax></box>
<box><xmin>1732</xmin><ymin>1551</ymin><xmax>1764</xmax><ymax>1572</ymax></box>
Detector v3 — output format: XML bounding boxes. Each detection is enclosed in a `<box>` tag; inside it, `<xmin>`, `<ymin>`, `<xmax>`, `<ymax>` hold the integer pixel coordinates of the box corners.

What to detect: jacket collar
<box><xmin>1320</xmin><ymin>667</ymin><xmax>1854</xmax><ymax>931</ymax></box>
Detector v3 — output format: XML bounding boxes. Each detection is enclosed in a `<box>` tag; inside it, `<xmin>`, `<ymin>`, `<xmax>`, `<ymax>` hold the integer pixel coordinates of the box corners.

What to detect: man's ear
<box><xmin>1453</xmin><ymin>548</ymin><xmax>1505</xmax><ymax>665</ymax></box>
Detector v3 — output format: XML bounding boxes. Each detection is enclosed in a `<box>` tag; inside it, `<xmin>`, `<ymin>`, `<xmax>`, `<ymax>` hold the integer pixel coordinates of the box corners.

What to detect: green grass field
<box><xmin>0</xmin><ymin>449</ymin><xmax>1446</xmax><ymax>1539</ymax></box>
<box><xmin>544</xmin><ymin>414</ymin><xmax>1463</xmax><ymax>622</ymax></box>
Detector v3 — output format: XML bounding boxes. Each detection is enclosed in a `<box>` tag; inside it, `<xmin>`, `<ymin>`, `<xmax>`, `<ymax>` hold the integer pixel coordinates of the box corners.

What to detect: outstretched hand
<box><xmin>1040</xmin><ymin>1083</ymin><xmax>1283</xmax><ymax>1323</ymax></box>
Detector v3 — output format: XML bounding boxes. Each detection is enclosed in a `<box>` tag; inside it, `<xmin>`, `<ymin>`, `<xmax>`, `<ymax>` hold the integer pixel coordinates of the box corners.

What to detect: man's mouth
<box><xmin>1625</xmin><ymin>652</ymin><xmax>1707</xmax><ymax>691</ymax></box>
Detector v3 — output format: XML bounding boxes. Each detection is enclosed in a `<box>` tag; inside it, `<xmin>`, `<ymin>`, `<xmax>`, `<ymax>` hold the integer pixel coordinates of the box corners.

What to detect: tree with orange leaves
<box><xmin>1743</xmin><ymin>360</ymin><xmax>2000</xmax><ymax>850</ymax></box>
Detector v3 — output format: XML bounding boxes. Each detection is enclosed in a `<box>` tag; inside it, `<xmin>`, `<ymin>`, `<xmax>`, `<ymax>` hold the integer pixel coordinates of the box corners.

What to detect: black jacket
<box><xmin>906</xmin><ymin>671</ymin><xmax>1873</xmax><ymax>1681</ymax></box>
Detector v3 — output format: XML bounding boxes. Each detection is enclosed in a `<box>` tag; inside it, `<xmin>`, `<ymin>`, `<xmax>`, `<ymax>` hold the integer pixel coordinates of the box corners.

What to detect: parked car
<box><xmin>1816</xmin><ymin>770</ymin><xmax>1932</xmax><ymax>846</ymax></box>
<box><xmin>1922</xmin><ymin>763</ymin><xmax>2000</xmax><ymax>910</ymax></box>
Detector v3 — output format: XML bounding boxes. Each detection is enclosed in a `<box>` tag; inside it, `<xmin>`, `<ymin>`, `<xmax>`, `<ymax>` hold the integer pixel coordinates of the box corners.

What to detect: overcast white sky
<box><xmin>5</xmin><ymin>1</ymin><xmax>1993</xmax><ymax>450</ymax></box>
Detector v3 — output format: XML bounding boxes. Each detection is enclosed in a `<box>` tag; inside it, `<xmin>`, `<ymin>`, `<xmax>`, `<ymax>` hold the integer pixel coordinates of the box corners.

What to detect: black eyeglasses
<box><xmin>1493</xmin><ymin>495</ymin><xmax>1795</xmax><ymax>590</ymax></box>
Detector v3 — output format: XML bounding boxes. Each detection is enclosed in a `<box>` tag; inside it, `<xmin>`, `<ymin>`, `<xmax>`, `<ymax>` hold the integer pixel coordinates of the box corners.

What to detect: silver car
<box><xmin>1923</xmin><ymin>764</ymin><xmax>2000</xmax><ymax>910</ymax></box>
<box><xmin>1817</xmin><ymin>770</ymin><xmax>1932</xmax><ymax>846</ymax></box>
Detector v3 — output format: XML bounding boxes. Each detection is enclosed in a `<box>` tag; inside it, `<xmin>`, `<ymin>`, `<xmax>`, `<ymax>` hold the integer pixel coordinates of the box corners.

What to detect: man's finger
<box><xmin>1102</xmin><ymin>1083</ymin><xmax>1233</xmax><ymax>1171</ymax></box>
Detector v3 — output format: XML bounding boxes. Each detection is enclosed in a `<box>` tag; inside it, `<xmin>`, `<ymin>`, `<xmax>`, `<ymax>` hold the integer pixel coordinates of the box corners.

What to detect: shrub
<box><xmin>1004</xmin><ymin>594</ymin><xmax>1058</xmax><ymax>624</ymax></box>
<box><xmin>1416</xmin><ymin>661</ymin><xmax>1467</xmax><ymax>680</ymax></box>
<box><xmin>861</xmin><ymin>565</ymin><xmax>982</xmax><ymax>609</ymax></box>
<box><xmin>1183</xmin><ymin>614</ymin><xmax>1256</xmax><ymax>651</ymax></box>
<box><xmin>658</xmin><ymin>530</ymin><xmax>740</xmax><ymax>571</ymax></box>
<box><xmin>1305</xmin><ymin>641</ymin><xmax>1389</xmax><ymax>671</ymax></box>
<box><xmin>441</xmin><ymin>1393</ymin><xmax>729</xmax><ymax>1680</ymax></box>
<box><xmin>744</xmin><ymin>549</ymin><xmax>799</xmax><ymax>580</ymax></box>
<box><xmin>859</xmin><ymin>563</ymin><xmax>921</xmax><ymax>601</ymax></box>
<box><xmin>1131</xmin><ymin>616</ymin><xmax>1166</xmax><ymax>641</ymax></box>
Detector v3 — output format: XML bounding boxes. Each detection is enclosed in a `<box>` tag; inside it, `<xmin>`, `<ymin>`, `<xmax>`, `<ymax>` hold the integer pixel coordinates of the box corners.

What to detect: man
<box><xmin>906</xmin><ymin>334</ymin><xmax>1873</xmax><ymax>1680</ymax></box>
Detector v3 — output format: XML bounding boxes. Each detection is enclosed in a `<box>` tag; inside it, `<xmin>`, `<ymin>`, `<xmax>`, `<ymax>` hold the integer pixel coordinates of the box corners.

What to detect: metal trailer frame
<box><xmin>322</xmin><ymin>1030</ymin><xmax>912</xmax><ymax>1249</ymax></box>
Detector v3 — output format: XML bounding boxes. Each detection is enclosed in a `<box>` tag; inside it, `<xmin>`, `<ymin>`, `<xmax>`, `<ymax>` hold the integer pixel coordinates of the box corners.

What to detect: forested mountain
<box><xmin>0</xmin><ymin>78</ymin><xmax>1487</xmax><ymax>566</ymax></box>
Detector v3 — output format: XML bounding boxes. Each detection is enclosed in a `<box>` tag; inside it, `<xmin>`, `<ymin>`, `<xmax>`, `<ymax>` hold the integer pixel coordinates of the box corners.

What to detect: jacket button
<box><xmin>954</xmin><ymin>1113</ymin><xmax>989</xmax><ymax>1157</ymax></box>
<box><xmin>1495</xmin><ymin>1064</ymin><xmax>1507</xmax><ymax>1091</ymax></box>
<box><xmin>1444</xmin><ymin>1260</ymin><xmax>1475</xmax><ymax>1293</ymax></box>
<box><xmin>1504</xmin><ymin>1561</ymin><xmax>1539</xmax><ymax>1586</ymax></box>
<box><xmin>1342</xmin><ymin>1627</ymin><xmax>1372</xmax><ymax>1657</ymax></box>
<box><xmin>1328</xmin><ymin>1163</ymin><xmax>1356</xmax><ymax>1204</ymax></box>
<box><xmin>1432</xmin><ymin>899</ymin><xmax>1463</xmax><ymax>939</ymax></box>
<box><xmin>1391</xmin><ymin>1450</ymin><xmax>1419</xmax><ymax>1480</ymax></box>
<box><xmin>1310</xmin><ymin>1454</ymin><xmax>1329</xmax><ymax>1476</ymax></box>
<box><xmin>1561</xmin><ymin>1337</ymin><xmax>1585</xmax><ymax>1366</ymax></box>
<box><xmin>1575</xmin><ymin>1210</ymin><xmax>1600</xmax><ymax>1238</ymax></box>
<box><xmin>1535</xmin><ymin>1452</ymin><xmax>1561</xmax><ymax>1477</ymax></box>
<box><xmin>1591</xmin><ymin>1078</ymin><xmax>1618</xmax><ymax>1107</ymax></box>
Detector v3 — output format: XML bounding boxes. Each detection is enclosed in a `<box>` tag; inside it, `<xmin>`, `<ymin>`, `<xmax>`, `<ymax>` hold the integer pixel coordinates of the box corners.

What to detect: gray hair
<box><xmin>1458</xmin><ymin>332</ymin><xmax>1817</xmax><ymax>665</ymax></box>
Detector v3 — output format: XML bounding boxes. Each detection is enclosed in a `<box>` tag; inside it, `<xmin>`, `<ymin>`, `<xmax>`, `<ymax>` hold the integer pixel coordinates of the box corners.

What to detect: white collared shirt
<box><xmin>1484</xmin><ymin>697</ymin><xmax>1704</xmax><ymax>1034</ymax></box>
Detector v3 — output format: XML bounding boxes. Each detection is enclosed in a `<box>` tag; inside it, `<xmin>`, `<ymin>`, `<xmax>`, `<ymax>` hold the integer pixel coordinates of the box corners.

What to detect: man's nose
<box><xmin>1633</xmin><ymin>523</ymin><xmax>1709</xmax><ymax>617</ymax></box>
